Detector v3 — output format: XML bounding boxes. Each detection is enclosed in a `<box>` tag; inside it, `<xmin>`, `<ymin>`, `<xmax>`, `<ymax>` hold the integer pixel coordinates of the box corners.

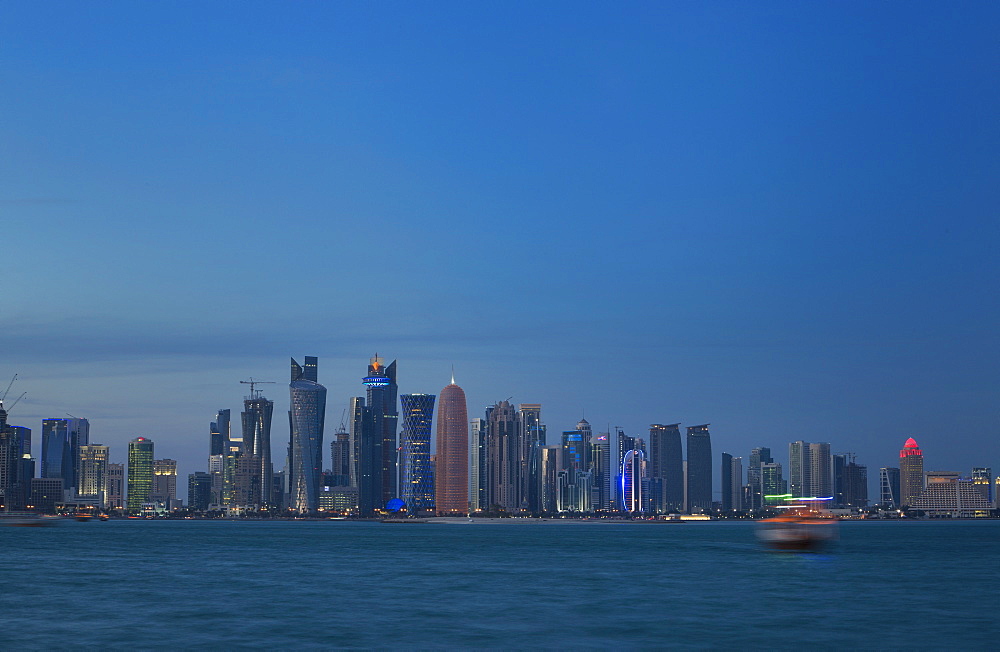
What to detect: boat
<box><xmin>0</xmin><ymin>513</ymin><xmax>59</xmax><ymax>527</ymax></box>
<box><xmin>756</xmin><ymin>511</ymin><xmax>838</xmax><ymax>551</ymax></box>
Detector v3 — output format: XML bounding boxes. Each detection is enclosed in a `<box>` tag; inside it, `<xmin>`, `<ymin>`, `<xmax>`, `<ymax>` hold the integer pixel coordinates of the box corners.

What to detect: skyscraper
<box><xmin>151</xmin><ymin>459</ymin><xmax>178</xmax><ymax>507</ymax></box>
<box><xmin>106</xmin><ymin>463</ymin><xmax>124</xmax><ymax>510</ymax></box>
<box><xmin>808</xmin><ymin>442</ymin><xmax>832</xmax><ymax>498</ymax></box>
<box><xmin>686</xmin><ymin>425</ymin><xmax>712</xmax><ymax>513</ymax></box>
<box><xmin>362</xmin><ymin>355</ymin><xmax>398</xmax><ymax>507</ymax></box>
<box><xmin>399</xmin><ymin>393</ymin><xmax>436</xmax><ymax>514</ymax></box>
<box><xmin>761</xmin><ymin>462</ymin><xmax>786</xmax><ymax>505</ymax></box>
<box><xmin>590</xmin><ymin>432</ymin><xmax>612</xmax><ymax>512</ymax></box>
<box><xmin>242</xmin><ymin>389</ymin><xmax>274</xmax><ymax>509</ymax></box>
<box><xmin>435</xmin><ymin>377</ymin><xmax>468</xmax><ymax>515</ymax></box>
<box><xmin>648</xmin><ymin>424</ymin><xmax>683</xmax><ymax>513</ymax></box>
<box><xmin>519</xmin><ymin>404</ymin><xmax>545</xmax><ymax>513</ymax></box>
<box><xmin>788</xmin><ymin>441</ymin><xmax>811</xmax><ymax>498</ymax></box>
<box><xmin>747</xmin><ymin>447</ymin><xmax>773</xmax><ymax>511</ymax></box>
<box><xmin>210</xmin><ymin>409</ymin><xmax>230</xmax><ymax>457</ymax></box>
<box><xmin>899</xmin><ymin>437</ymin><xmax>924</xmax><ymax>508</ymax></box>
<box><xmin>41</xmin><ymin>419</ymin><xmax>71</xmax><ymax>491</ymax></box>
<box><xmin>288</xmin><ymin>356</ymin><xmax>327</xmax><ymax>513</ymax></box>
<box><xmin>539</xmin><ymin>444</ymin><xmax>562</xmax><ymax>513</ymax></box>
<box><xmin>127</xmin><ymin>437</ymin><xmax>154</xmax><ymax>514</ymax></box>
<box><xmin>0</xmin><ymin>405</ymin><xmax>30</xmax><ymax>511</ymax></box>
<box><xmin>486</xmin><ymin>400</ymin><xmax>521</xmax><ymax>512</ymax></box>
<box><xmin>469</xmin><ymin>417</ymin><xmax>487</xmax><ymax>512</ymax></box>
<box><xmin>721</xmin><ymin>453</ymin><xmax>742</xmax><ymax>512</ymax></box>
<box><xmin>350</xmin><ymin>395</ymin><xmax>380</xmax><ymax>514</ymax></box>
<box><xmin>77</xmin><ymin>444</ymin><xmax>109</xmax><ymax>504</ymax></box>
<box><xmin>329</xmin><ymin>427</ymin><xmax>351</xmax><ymax>487</ymax></box>
<box><xmin>188</xmin><ymin>472</ymin><xmax>212</xmax><ymax>511</ymax></box>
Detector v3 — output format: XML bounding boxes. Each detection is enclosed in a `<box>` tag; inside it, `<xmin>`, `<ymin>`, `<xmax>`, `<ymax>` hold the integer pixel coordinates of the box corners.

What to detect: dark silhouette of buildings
<box><xmin>686</xmin><ymin>425</ymin><xmax>712</xmax><ymax>513</ymax></box>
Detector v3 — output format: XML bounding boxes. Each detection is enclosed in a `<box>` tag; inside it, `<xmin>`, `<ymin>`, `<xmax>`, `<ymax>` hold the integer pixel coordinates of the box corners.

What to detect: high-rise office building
<box><xmin>899</xmin><ymin>437</ymin><xmax>924</xmax><ymax>508</ymax></box>
<box><xmin>648</xmin><ymin>424</ymin><xmax>683</xmax><ymax>513</ymax></box>
<box><xmin>469</xmin><ymin>417</ymin><xmax>487</xmax><ymax>512</ymax></box>
<box><xmin>721</xmin><ymin>453</ymin><xmax>743</xmax><ymax>512</ymax></box>
<box><xmin>0</xmin><ymin>405</ymin><xmax>30</xmax><ymax>511</ymax></box>
<box><xmin>559</xmin><ymin>425</ymin><xmax>592</xmax><ymax>513</ymax></box>
<box><xmin>686</xmin><ymin>425</ymin><xmax>712</xmax><ymax>513</ymax></box>
<box><xmin>329</xmin><ymin>427</ymin><xmax>351</xmax><ymax>487</ymax></box>
<box><xmin>126</xmin><ymin>437</ymin><xmax>154</xmax><ymax>513</ymax></box>
<box><xmin>747</xmin><ymin>447</ymin><xmax>773</xmax><ymax>511</ymax></box>
<box><xmin>539</xmin><ymin>445</ymin><xmax>561</xmax><ymax>513</ymax></box>
<box><xmin>106</xmin><ymin>463</ymin><xmax>125</xmax><ymax>510</ymax></box>
<box><xmin>188</xmin><ymin>472</ymin><xmax>212</xmax><ymax>511</ymax></box>
<box><xmin>808</xmin><ymin>442</ymin><xmax>832</xmax><ymax>498</ymax></box>
<box><xmin>788</xmin><ymin>441</ymin><xmax>810</xmax><ymax>498</ymax></box>
<box><xmin>151</xmin><ymin>459</ymin><xmax>177</xmax><ymax>507</ymax></box>
<box><xmin>879</xmin><ymin>467</ymin><xmax>900</xmax><ymax>508</ymax></box>
<box><xmin>399</xmin><ymin>393</ymin><xmax>435</xmax><ymax>514</ymax></box>
<box><xmin>77</xmin><ymin>444</ymin><xmax>109</xmax><ymax>504</ymax></box>
<box><xmin>519</xmin><ymin>404</ymin><xmax>545</xmax><ymax>513</ymax></box>
<box><xmin>41</xmin><ymin>419</ymin><xmax>71</xmax><ymax>491</ymax></box>
<box><xmin>761</xmin><ymin>462</ymin><xmax>786</xmax><ymax>505</ymax></box>
<box><xmin>242</xmin><ymin>389</ymin><xmax>274</xmax><ymax>509</ymax></box>
<box><xmin>435</xmin><ymin>378</ymin><xmax>468</xmax><ymax>515</ymax></box>
<box><xmin>210</xmin><ymin>409</ymin><xmax>229</xmax><ymax>457</ymax></box>
<box><xmin>288</xmin><ymin>356</ymin><xmax>327</xmax><ymax>513</ymax></box>
<box><xmin>362</xmin><ymin>355</ymin><xmax>398</xmax><ymax>507</ymax></box>
<box><xmin>486</xmin><ymin>400</ymin><xmax>521</xmax><ymax>512</ymax></box>
<box><xmin>590</xmin><ymin>432</ymin><xmax>612</xmax><ymax>511</ymax></box>
<box><xmin>833</xmin><ymin>453</ymin><xmax>867</xmax><ymax>509</ymax></box>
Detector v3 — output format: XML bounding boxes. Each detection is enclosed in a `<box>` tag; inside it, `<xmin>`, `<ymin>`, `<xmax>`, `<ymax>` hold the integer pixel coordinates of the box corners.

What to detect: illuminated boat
<box><xmin>756</xmin><ymin>496</ymin><xmax>838</xmax><ymax>551</ymax></box>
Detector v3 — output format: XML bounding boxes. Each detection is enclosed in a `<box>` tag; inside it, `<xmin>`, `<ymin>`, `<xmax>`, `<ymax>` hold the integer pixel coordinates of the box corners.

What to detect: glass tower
<box><xmin>242</xmin><ymin>392</ymin><xmax>274</xmax><ymax>508</ymax></box>
<box><xmin>399</xmin><ymin>393</ymin><xmax>436</xmax><ymax>514</ymax></box>
<box><xmin>899</xmin><ymin>437</ymin><xmax>924</xmax><ymax>508</ymax></box>
<box><xmin>649</xmin><ymin>424</ymin><xmax>683</xmax><ymax>513</ymax></box>
<box><xmin>288</xmin><ymin>356</ymin><xmax>327</xmax><ymax>513</ymax></box>
<box><xmin>127</xmin><ymin>437</ymin><xmax>154</xmax><ymax>513</ymax></box>
<box><xmin>685</xmin><ymin>425</ymin><xmax>712</xmax><ymax>513</ymax></box>
<box><xmin>362</xmin><ymin>355</ymin><xmax>398</xmax><ymax>508</ymax></box>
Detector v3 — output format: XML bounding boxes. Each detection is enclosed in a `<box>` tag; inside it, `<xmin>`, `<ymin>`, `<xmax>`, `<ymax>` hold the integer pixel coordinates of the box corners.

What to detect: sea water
<box><xmin>2</xmin><ymin>519</ymin><xmax>998</xmax><ymax>649</ymax></box>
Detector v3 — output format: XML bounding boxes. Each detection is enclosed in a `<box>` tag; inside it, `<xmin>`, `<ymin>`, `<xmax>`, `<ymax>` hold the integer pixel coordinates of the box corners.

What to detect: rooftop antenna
<box><xmin>451</xmin><ymin>365</ymin><xmax>455</xmax><ymax>385</ymax></box>
<box><xmin>240</xmin><ymin>377</ymin><xmax>276</xmax><ymax>399</ymax></box>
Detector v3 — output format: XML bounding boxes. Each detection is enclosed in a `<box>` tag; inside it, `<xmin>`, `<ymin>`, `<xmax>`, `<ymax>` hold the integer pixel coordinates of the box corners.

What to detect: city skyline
<box><xmin>3</xmin><ymin>3</ymin><xmax>997</xmax><ymax>493</ymax></box>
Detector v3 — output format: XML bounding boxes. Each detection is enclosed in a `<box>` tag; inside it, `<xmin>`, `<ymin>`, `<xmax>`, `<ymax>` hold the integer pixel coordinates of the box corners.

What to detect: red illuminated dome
<box><xmin>903</xmin><ymin>437</ymin><xmax>919</xmax><ymax>448</ymax></box>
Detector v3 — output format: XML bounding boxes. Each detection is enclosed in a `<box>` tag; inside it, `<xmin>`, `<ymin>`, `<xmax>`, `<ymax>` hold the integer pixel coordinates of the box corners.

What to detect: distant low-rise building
<box><xmin>910</xmin><ymin>472</ymin><xmax>992</xmax><ymax>518</ymax></box>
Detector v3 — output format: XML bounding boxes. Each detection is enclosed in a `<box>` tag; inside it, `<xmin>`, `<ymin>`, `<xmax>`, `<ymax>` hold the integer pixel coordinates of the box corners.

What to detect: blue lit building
<box><xmin>399</xmin><ymin>393</ymin><xmax>435</xmax><ymax>514</ymax></box>
<box><xmin>288</xmin><ymin>356</ymin><xmax>326</xmax><ymax>513</ymax></box>
<box><xmin>620</xmin><ymin>448</ymin><xmax>645</xmax><ymax>513</ymax></box>
<box><xmin>362</xmin><ymin>355</ymin><xmax>398</xmax><ymax>509</ymax></box>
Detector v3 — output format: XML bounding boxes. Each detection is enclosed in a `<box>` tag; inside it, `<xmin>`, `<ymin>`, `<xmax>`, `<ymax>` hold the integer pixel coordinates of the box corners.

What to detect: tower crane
<box><xmin>240</xmin><ymin>377</ymin><xmax>276</xmax><ymax>399</ymax></box>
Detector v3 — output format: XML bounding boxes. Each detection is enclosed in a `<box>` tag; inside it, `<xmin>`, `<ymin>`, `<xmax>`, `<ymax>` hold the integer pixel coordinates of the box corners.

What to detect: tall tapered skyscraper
<box><xmin>435</xmin><ymin>376</ymin><xmax>468</xmax><ymax>515</ymax></box>
<box><xmin>242</xmin><ymin>387</ymin><xmax>274</xmax><ymax>509</ymax></box>
<box><xmin>288</xmin><ymin>356</ymin><xmax>326</xmax><ymax>513</ymax></box>
<box><xmin>685</xmin><ymin>425</ymin><xmax>712</xmax><ymax>513</ymax></box>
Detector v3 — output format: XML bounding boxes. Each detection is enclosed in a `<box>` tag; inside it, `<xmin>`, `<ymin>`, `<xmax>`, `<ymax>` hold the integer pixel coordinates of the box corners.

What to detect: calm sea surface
<box><xmin>2</xmin><ymin>519</ymin><xmax>998</xmax><ymax>649</ymax></box>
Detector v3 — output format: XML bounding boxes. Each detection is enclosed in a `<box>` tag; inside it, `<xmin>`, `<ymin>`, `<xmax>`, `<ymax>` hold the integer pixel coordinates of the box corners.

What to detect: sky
<box><xmin>2</xmin><ymin>2</ymin><xmax>998</xmax><ymax>501</ymax></box>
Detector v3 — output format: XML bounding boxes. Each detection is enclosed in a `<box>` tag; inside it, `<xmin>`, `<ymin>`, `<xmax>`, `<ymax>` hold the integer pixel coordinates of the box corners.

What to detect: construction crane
<box><xmin>0</xmin><ymin>374</ymin><xmax>25</xmax><ymax>413</ymax></box>
<box><xmin>240</xmin><ymin>377</ymin><xmax>276</xmax><ymax>399</ymax></box>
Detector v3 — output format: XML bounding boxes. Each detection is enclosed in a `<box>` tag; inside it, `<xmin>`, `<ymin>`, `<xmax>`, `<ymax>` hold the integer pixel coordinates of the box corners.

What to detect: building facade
<box><xmin>649</xmin><ymin>424</ymin><xmax>684</xmax><ymax>514</ymax></box>
<box><xmin>288</xmin><ymin>356</ymin><xmax>327</xmax><ymax>513</ymax></box>
<box><xmin>686</xmin><ymin>425</ymin><xmax>712</xmax><ymax>513</ymax></box>
<box><xmin>899</xmin><ymin>437</ymin><xmax>924</xmax><ymax>508</ymax></box>
<box><xmin>126</xmin><ymin>437</ymin><xmax>154</xmax><ymax>513</ymax></box>
<box><xmin>435</xmin><ymin>378</ymin><xmax>468</xmax><ymax>514</ymax></box>
<box><xmin>399</xmin><ymin>393</ymin><xmax>436</xmax><ymax>514</ymax></box>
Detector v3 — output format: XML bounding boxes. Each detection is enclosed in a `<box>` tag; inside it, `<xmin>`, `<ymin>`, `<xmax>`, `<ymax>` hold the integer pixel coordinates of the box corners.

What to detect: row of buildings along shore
<box><xmin>1</xmin><ymin>355</ymin><xmax>997</xmax><ymax>518</ymax></box>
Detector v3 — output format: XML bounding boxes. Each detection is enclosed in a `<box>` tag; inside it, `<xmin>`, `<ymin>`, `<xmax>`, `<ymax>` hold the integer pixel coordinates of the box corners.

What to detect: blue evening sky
<box><xmin>2</xmin><ymin>2</ymin><xmax>998</xmax><ymax>498</ymax></box>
